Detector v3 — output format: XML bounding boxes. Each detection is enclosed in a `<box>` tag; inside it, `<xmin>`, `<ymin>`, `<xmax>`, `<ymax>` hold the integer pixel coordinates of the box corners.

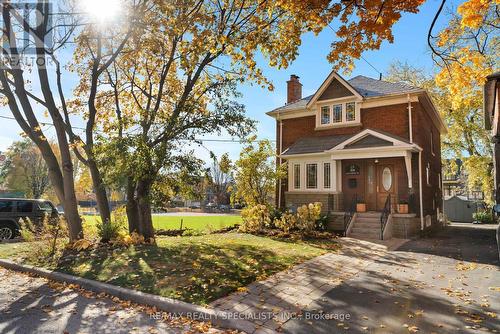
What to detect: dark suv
<box><xmin>0</xmin><ymin>198</ymin><xmax>59</xmax><ymax>240</ymax></box>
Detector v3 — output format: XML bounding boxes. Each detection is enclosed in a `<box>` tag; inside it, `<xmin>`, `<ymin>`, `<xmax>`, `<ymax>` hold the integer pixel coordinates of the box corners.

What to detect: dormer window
<box><xmin>346</xmin><ymin>102</ymin><xmax>356</xmax><ymax>121</ymax></box>
<box><xmin>332</xmin><ymin>104</ymin><xmax>342</xmax><ymax>123</ymax></box>
<box><xmin>321</xmin><ymin>106</ymin><xmax>330</xmax><ymax>124</ymax></box>
<box><xmin>316</xmin><ymin>100</ymin><xmax>360</xmax><ymax>128</ymax></box>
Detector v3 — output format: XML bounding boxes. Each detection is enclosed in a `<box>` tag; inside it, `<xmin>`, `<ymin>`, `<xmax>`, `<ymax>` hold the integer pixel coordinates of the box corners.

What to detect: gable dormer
<box><xmin>308</xmin><ymin>71</ymin><xmax>363</xmax><ymax>129</ymax></box>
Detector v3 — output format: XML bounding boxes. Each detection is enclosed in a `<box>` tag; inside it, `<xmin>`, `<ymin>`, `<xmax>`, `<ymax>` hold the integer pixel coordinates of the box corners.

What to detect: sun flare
<box><xmin>80</xmin><ymin>0</ymin><xmax>122</xmax><ymax>23</ymax></box>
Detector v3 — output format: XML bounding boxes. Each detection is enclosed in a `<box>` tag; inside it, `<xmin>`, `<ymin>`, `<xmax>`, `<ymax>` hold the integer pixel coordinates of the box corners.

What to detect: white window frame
<box><xmin>315</xmin><ymin>98</ymin><xmax>361</xmax><ymax>129</ymax></box>
<box><xmin>287</xmin><ymin>157</ymin><xmax>338</xmax><ymax>192</ymax></box>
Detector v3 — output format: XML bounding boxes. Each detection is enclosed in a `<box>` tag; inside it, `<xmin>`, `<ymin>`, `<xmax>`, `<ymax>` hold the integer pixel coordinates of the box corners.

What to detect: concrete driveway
<box><xmin>283</xmin><ymin>223</ymin><xmax>499</xmax><ymax>334</ymax></box>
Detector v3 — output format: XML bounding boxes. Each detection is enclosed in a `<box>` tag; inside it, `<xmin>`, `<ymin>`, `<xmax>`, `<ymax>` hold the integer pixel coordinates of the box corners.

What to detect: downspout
<box><xmin>419</xmin><ymin>151</ymin><xmax>424</xmax><ymax>230</ymax></box>
<box><xmin>408</xmin><ymin>94</ymin><xmax>413</xmax><ymax>143</ymax></box>
<box><xmin>278</xmin><ymin>111</ymin><xmax>283</xmax><ymax>209</ymax></box>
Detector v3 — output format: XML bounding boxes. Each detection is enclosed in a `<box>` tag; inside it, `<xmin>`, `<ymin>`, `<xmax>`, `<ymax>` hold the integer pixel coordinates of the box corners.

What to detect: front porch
<box><xmin>280</xmin><ymin>129</ymin><xmax>426</xmax><ymax>239</ymax></box>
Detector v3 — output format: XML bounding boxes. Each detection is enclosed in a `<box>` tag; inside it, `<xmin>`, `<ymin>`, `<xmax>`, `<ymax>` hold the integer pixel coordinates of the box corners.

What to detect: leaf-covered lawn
<box><xmin>0</xmin><ymin>233</ymin><xmax>337</xmax><ymax>305</ymax></box>
<box><xmin>82</xmin><ymin>214</ymin><xmax>242</xmax><ymax>232</ymax></box>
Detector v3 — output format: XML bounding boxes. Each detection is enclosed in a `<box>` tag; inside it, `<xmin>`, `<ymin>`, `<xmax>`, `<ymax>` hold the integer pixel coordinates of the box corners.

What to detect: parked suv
<box><xmin>0</xmin><ymin>198</ymin><xmax>59</xmax><ymax>240</ymax></box>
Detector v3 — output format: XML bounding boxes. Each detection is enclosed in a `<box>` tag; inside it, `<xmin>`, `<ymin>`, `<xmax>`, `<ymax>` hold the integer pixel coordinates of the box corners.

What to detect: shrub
<box><xmin>239</xmin><ymin>204</ymin><xmax>271</xmax><ymax>232</ymax></box>
<box><xmin>18</xmin><ymin>214</ymin><xmax>69</xmax><ymax>259</ymax></box>
<box><xmin>296</xmin><ymin>202</ymin><xmax>322</xmax><ymax>232</ymax></box>
<box><xmin>473</xmin><ymin>211</ymin><xmax>494</xmax><ymax>224</ymax></box>
<box><xmin>19</xmin><ymin>217</ymin><xmax>36</xmax><ymax>242</ymax></box>
<box><xmin>274</xmin><ymin>211</ymin><xmax>297</xmax><ymax>233</ymax></box>
<box><xmin>315</xmin><ymin>214</ymin><xmax>329</xmax><ymax>231</ymax></box>
<box><xmin>96</xmin><ymin>206</ymin><xmax>127</xmax><ymax>243</ymax></box>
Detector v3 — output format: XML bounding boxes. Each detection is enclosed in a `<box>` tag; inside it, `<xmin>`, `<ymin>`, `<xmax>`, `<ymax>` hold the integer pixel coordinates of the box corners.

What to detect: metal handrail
<box><xmin>343</xmin><ymin>194</ymin><xmax>357</xmax><ymax>236</ymax></box>
<box><xmin>380</xmin><ymin>194</ymin><xmax>391</xmax><ymax>240</ymax></box>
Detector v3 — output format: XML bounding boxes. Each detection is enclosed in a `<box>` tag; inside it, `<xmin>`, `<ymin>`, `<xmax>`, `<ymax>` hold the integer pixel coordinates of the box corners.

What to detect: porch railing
<box><xmin>343</xmin><ymin>194</ymin><xmax>357</xmax><ymax>237</ymax></box>
<box><xmin>380</xmin><ymin>194</ymin><xmax>391</xmax><ymax>240</ymax></box>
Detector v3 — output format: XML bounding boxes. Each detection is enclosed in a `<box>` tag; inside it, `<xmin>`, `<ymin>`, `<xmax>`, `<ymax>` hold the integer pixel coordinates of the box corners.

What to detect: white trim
<box><xmin>307</xmin><ymin>71</ymin><xmax>363</xmax><ymax>107</ymax></box>
<box><xmin>329</xmin><ymin>128</ymin><xmax>410</xmax><ymax>151</ymax></box>
<box><xmin>287</xmin><ymin>156</ymin><xmax>336</xmax><ymax>192</ymax></box>
<box><xmin>330</xmin><ymin>145</ymin><xmax>421</xmax><ymax>160</ymax></box>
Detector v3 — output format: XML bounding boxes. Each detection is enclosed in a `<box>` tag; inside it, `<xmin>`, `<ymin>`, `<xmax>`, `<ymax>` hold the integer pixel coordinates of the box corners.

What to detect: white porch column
<box><xmin>331</xmin><ymin>160</ymin><xmax>338</xmax><ymax>192</ymax></box>
<box><xmin>404</xmin><ymin>152</ymin><xmax>413</xmax><ymax>189</ymax></box>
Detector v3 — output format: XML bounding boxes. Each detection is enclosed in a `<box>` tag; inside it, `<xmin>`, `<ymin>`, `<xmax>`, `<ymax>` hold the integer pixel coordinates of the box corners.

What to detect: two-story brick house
<box><xmin>267</xmin><ymin>71</ymin><xmax>446</xmax><ymax>239</ymax></box>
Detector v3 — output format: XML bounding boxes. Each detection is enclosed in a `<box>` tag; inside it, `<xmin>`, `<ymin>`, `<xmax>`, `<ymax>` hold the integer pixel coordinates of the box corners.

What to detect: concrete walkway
<box><xmin>212</xmin><ymin>224</ymin><xmax>499</xmax><ymax>333</ymax></box>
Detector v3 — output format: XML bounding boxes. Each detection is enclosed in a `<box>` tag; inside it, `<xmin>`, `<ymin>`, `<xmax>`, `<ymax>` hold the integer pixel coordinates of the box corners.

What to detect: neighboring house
<box><xmin>267</xmin><ymin>72</ymin><xmax>446</xmax><ymax>239</ymax></box>
<box><xmin>484</xmin><ymin>72</ymin><xmax>500</xmax><ymax>206</ymax></box>
<box><xmin>442</xmin><ymin>159</ymin><xmax>484</xmax><ymax>200</ymax></box>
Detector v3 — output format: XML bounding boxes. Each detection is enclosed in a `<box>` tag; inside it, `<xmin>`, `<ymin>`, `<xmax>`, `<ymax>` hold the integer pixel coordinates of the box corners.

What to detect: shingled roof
<box><xmin>349</xmin><ymin>75</ymin><xmax>422</xmax><ymax>97</ymax></box>
<box><xmin>270</xmin><ymin>75</ymin><xmax>422</xmax><ymax>113</ymax></box>
<box><xmin>281</xmin><ymin>134</ymin><xmax>353</xmax><ymax>155</ymax></box>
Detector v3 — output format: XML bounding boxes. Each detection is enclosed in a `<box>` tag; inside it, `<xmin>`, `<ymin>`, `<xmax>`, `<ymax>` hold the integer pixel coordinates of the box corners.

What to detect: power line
<box><xmin>0</xmin><ymin>114</ymin><xmax>275</xmax><ymax>143</ymax></box>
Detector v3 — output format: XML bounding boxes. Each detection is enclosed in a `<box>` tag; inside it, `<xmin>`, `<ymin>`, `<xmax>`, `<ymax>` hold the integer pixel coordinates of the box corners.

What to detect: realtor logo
<box><xmin>0</xmin><ymin>1</ymin><xmax>54</xmax><ymax>68</ymax></box>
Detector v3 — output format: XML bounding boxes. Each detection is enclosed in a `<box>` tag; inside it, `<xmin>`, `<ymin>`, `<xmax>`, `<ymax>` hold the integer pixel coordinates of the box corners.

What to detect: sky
<box><xmin>0</xmin><ymin>0</ymin><xmax>462</xmax><ymax>164</ymax></box>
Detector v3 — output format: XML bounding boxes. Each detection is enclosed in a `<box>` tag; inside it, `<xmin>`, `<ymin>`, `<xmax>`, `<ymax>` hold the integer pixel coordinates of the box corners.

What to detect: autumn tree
<box><xmin>0</xmin><ymin>2</ymin><xmax>85</xmax><ymax>240</ymax></box>
<box><xmin>0</xmin><ymin>140</ymin><xmax>50</xmax><ymax>199</ymax></box>
<box><xmin>233</xmin><ymin>139</ymin><xmax>286</xmax><ymax>206</ymax></box>
<box><xmin>206</xmin><ymin>153</ymin><xmax>233</xmax><ymax>206</ymax></box>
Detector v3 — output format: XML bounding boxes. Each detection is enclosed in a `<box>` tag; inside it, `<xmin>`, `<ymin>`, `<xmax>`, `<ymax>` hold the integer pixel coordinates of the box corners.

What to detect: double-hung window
<box><xmin>332</xmin><ymin>104</ymin><xmax>342</xmax><ymax>123</ymax></box>
<box><xmin>320</xmin><ymin>106</ymin><xmax>330</xmax><ymax>125</ymax></box>
<box><xmin>306</xmin><ymin>164</ymin><xmax>318</xmax><ymax>189</ymax></box>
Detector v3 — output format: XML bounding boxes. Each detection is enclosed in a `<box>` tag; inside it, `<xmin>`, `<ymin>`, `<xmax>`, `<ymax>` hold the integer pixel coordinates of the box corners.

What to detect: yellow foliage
<box><xmin>70</xmin><ymin>239</ymin><xmax>93</xmax><ymax>251</ymax></box>
<box><xmin>239</xmin><ymin>204</ymin><xmax>271</xmax><ymax>233</ymax></box>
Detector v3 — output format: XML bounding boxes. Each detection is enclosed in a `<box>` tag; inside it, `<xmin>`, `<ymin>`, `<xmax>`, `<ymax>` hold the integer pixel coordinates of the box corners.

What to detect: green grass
<box><xmin>0</xmin><ymin>233</ymin><xmax>338</xmax><ymax>305</ymax></box>
<box><xmin>83</xmin><ymin>214</ymin><xmax>241</xmax><ymax>232</ymax></box>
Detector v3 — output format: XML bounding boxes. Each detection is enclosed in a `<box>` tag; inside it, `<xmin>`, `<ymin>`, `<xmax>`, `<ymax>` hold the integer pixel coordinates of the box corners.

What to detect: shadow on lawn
<box><xmin>55</xmin><ymin>241</ymin><xmax>310</xmax><ymax>305</ymax></box>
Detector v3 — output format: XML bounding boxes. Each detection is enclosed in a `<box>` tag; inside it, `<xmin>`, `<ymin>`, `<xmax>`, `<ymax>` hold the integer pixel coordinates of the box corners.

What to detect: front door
<box><xmin>376</xmin><ymin>164</ymin><xmax>396</xmax><ymax>211</ymax></box>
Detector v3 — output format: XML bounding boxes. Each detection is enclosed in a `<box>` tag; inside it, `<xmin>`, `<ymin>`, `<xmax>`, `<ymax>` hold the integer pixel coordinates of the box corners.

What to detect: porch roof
<box><xmin>281</xmin><ymin>129</ymin><xmax>413</xmax><ymax>156</ymax></box>
<box><xmin>281</xmin><ymin>134</ymin><xmax>352</xmax><ymax>156</ymax></box>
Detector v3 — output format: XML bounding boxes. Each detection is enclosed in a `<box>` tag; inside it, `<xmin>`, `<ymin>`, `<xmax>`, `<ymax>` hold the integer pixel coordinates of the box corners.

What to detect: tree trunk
<box><xmin>136</xmin><ymin>179</ymin><xmax>155</xmax><ymax>241</ymax></box>
<box><xmin>88</xmin><ymin>159</ymin><xmax>111</xmax><ymax>225</ymax></box>
<box><xmin>126</xmin><ymin>177</ymin><xmax>140</xmax><ymax>234</ymax></box>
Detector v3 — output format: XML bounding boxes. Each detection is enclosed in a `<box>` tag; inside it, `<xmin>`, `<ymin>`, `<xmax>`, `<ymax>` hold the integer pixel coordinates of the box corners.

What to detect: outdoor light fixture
<box><xmin>374</xmin><ymin>159</ymin><xmax>379</xmax><ymax>164</ymax></box>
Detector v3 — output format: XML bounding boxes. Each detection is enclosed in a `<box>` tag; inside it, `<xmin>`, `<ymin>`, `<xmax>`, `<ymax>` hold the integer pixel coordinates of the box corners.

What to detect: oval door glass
<box><xmin>382</xmin><ymin>167</ymin><xmax>392</xmax><ymax>191</ymax></box>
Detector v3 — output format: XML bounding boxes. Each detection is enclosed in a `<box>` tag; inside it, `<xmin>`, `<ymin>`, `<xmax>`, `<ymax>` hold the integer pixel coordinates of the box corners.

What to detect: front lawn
<box><xmin>0</xmin><ymin>233</ymin><xmax>338</xmax><ymax>305</ymax></box>
<box><xmin>83</xmin><ymin>214</ymin><xmax>241</xmax><ymax>232</ymax></box>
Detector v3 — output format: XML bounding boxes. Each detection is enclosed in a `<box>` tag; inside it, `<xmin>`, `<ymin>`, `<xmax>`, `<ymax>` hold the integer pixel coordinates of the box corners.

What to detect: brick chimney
<box><xmin>287</xmin><ymin>74</ymin><xmax>302</xmax><ymax>104</ymax></box>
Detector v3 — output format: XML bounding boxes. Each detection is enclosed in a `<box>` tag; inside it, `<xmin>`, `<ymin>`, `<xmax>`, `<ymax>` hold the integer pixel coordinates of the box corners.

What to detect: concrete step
<box><xmin>351</xmin><ymin>227</ymin><xmax>380</xmax><ymax>234</ymax></box>
<box><xmin>355</xmin><ymin>217</ymin><xmax>380</xmax><ymax>224</ymax></box>
<box><xmin>357</xmin><ymin>212</ymin><xmax>382</xmax><ymax>219</ymax></box>
<box><xmin>349</xmin><ymin>231</ymin><xmax>382</xmax><ymax>240</ymax></box>
<box><xmin>351</xmin><ymin>222</ymin><xmax>380</xmax><ymax>230</ymax></box>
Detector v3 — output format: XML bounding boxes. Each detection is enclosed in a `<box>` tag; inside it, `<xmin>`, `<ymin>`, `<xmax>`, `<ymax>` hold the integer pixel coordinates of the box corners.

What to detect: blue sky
<box><xmin>0</xmin><ymin>0</ymin><xmax>460</xmax><ymax>163</ymax></box>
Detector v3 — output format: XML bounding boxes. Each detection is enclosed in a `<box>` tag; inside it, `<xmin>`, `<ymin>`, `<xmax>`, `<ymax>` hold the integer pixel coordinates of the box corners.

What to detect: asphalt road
<box><xmin>283</xmin><ymin>223</ymin><xmax>500</xmax><ymax>334</ymax></box>
<box><xmin>0</xmin><ymin>269</ymin><xmax>222</xmax><ymax>334</ymax></box>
